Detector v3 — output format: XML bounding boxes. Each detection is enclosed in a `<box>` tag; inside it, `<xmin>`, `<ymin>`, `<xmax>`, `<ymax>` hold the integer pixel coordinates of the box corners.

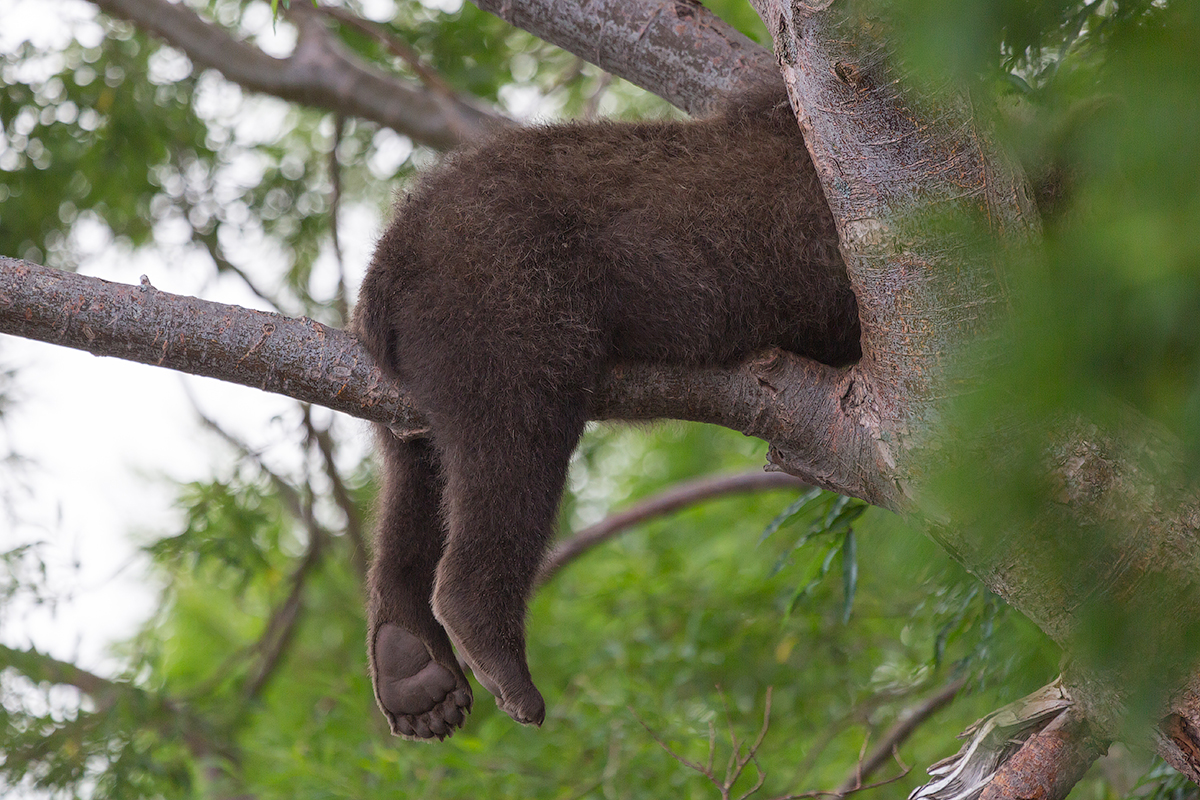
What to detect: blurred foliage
<box><xmin>3</xmin><ymin>423</ymin><xmax>1061</xmax><ymax>799</ymax></box>
<box><xmin>2</xmin><ymin>0</ymin><xmax>1198</xmax><ymax>797</ymax></box>
<box><xmin>897</xmin><ymin>0</ymin><xmax>1200</xmax><ymax>752</ymax></box>
<box><xmin>1130</xmin><ymin>760</ymin><xmax>1200</xmax><ymax>800</ymax></box>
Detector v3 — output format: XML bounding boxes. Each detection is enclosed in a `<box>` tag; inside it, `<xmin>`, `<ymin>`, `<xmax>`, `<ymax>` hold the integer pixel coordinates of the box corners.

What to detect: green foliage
<box><xmin>3</xmin><ymin>420</ymin><xmax>1059</xmax><ymax>798</ymax></box>
<box><xmin>1127</xmin><ymin>760</ymin><xmax>1200</xmax><ymax>800</ymax></box>
<box><xmin>893</xmin><ymin>0</ymin><xmax>1200</xmax><ymax>787</ymax></box>
<box><xmin>0</xmin><ymin>23</ymin><xmax>211</xmax><ymax>264</ymax></box>
<box><xmin>762</xmin><ymin>489</ymin><xmax>866</xmax><ymax>623</ymax></box>
<box><xmin>147</xmin><ymin>479</ymin><xmax>286</xmax><ymax>587</ymax></box>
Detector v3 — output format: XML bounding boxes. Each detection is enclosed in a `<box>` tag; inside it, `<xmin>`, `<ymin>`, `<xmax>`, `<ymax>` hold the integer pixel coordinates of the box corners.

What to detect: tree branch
<box><xmin>89</xmin><ymin>0</ymin><xmax>782</xmax><ymax>141</ymax></box>
<box><xmin>835</xmin><ymin>678</ymin><xmax>965</xmax><ymax>796</ymax></box>
<box><xmin>0</xmin><ymin>643</ymin><xmax>231</xmax><ymax>763</ymax></box>
<box><xmin>87</xmin><ymin>0</ymin><xmax>502</xmax><ymax>149</ymax></box>
<box><xmin>908</xmin><ymin>679</ymin><xmax>1105</xmax><ymax>800</ymax></box>
<box><xmin>633</xmin><ymin>687</ymin><xmax>774</xmax><ymax>800</ymax></box>
<box><xmin>537</xmin><ymin>471</ymin><xmax>808</xmax><ymax>585</ymax></box>
<box><xmin>314</xmin><ymin>5</ymin><xmax>465</xmax><ymax>100</ymax></box>
<box><xmin>744</xmin><ymin>2</ymin><xmax>1200</xmax><ymax>789</ymax></box>
<box><xmin>308</xmin><ymin>414</ymin><xmax>369</xmax><ymax>583</ymax></box>
<box><xmin>0</xmin><ymin>258</ymin><xmax>873</xmax><ymax>503</ymax></box>
<box><xmin>977</xmin><ymin>707</ymin><xmax>1106</xmax><ymax>800</ymax></box>
<box><xmin>242</xmin><ymin>526</ymin><xmax>323</xmax><ymax>701</ymax></box>
<box><xmin>470</xmin><ymin>0</ymin><xmax>779</xmax><ymax>116</ymax></box>
<box><xmin>0</xmin><ymin>642</ymin><xmax>122</xmax><ymax>702</ymax></box>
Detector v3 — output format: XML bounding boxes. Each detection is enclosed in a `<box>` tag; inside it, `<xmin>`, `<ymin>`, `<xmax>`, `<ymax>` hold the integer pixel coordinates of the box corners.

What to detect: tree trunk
<box><xmin>748</xmin><ymin>0</ymin><xmax>1200</xmax><ymax>789</ymax></box>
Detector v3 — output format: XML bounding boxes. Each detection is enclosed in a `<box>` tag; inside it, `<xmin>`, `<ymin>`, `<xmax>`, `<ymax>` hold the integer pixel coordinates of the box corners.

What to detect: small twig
<box><xmin>243</xmin><ymin>527</ymin><xmax>323</xmax><ymax>700</ymax></box>
<box><xmin>537</xmin><ymin>471</ymin><xmax>807</xmax><ymax>585</ymax></box>
<box><xmin>309</xmin><ymin>416</ymin><xmax>368</xmax><ymax>583</ymax></box>
<box><xmin>315</xmin><ymin>4</ymin><xmax>455</xmax><ymax>95</ymax></box>
<box><xmin>584</xmin><ymin>71</ymin><xmax>614</xmax><ymax>120</ymax></box>
<box><xmin>721</xmin><ymin>687</ymin><xmax>741</xmax><ymax>788</ymax></box>
<box><xmin>734</xmin><ymin>687</ymin><xmax>773</xmax><ymax>800</ymax></box>
<box><xmin>847</xmin><ymin>732</ymin><xmax>872</xmax><ymax>795</ymax></box>
<box><xmin>835</xmin><ymin>678</ymin><xmax>966</xmax><ymax>796</ymax></box>
<box><xmin>185</xmin><ymin>199</ymin><xmax>288</xmax><ymax>314</ymax></box>
<box><xmin>708</xmin><ymin>719</ymin><xmax>719</xmax><ymax>776</ymax></box>
<box><xmin>327</xmin><ymin>112</ymin><xmax>350</xmax><ymax>326</ymax></box>
<box><xmin>312</xmin><ymin>3</ymin><xmax>495</xmax><ymax>142</ymax></box>
<box><xmin>185</xmin><ymin>387</ymin><xmax>309</xmax><ymax>527</ymax></box>
<box><xmin>632</xmin><ymin>707</ymin><xmax>710</xmax><ymax>775</ymax></box>
<box><xmin>774</xmin><ymin>766</ymin><xmax>913</xmax><ymax>799</ymax></box>
<box><xmin>548</xmin><ymin>57</ymin><xmax>586</xmax><ymax>95</ymax></box>
<box><xmin>183</xmin><ymin>393</ymin><xmax>333</xmax><ymax>699</ymax></box>
<box><xmin>633</xmin><ymin>687</ymin><xmax>774</xmax><ymax>800</ymax></box>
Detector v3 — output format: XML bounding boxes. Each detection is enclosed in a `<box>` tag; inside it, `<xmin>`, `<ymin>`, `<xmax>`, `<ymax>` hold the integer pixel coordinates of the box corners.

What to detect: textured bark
<box><xmin>745</xmin><ymin>0</ymin><xmax>1200</xmax><ymax>792</ymax></box>
<box><xmin>88</xmin><ymin>0</ymin><xmax>781</xmax><ymax>138</ymax></box>
<box><xmin>747</xmin><ymin>0</ymin><xmax>1037</xmax><ymax>502</ymax></box>
<box><xmin>471</xmin><ymin>0</ymin><xmax>779</xmax><ymax>116</ymax></box>
<box><xmin>0</xmin><ymin>258</ymin><xmax>422</xmax><ymax>430</ymax></box>
<box><xmin>978</xmin><ymin>710</ymin><xmax>1106</xmax><ymax>800</ymax></box>
<box><xmin>0</xmin><ymin>257</ymin><xmax>876</xmax><ymax>492</ymax></box>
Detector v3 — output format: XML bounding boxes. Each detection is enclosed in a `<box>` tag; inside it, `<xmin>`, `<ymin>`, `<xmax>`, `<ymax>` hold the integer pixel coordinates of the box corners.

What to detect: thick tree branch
<box><xmin>748</xmin><ymin>0</ymin><xmax>1038</xmax><ymax>482</ymax></box>
<box><xmin>470</xmin><ymin>0</ymin><xmax>779</xmax><ymax>116</ymax></box>
<box><xmin>87</xmin><ymin>0</ymin><xmax>502</xmax><ymax>149</ymax></box>
<box><xmin>89</xmin><ymin>0</ymin><xmax>782</xmax><ymax>141</ymax></box>
<box><xmin>978</xmin><ymin>707</ymin><xmax>1106</xmax><ymax>800</ymax></box>
<box><xmin>0</xmin><ymin>257</ymin><xmax>867</xmax><ymax>502</ymax></box>
<box><xmin>736</xmin><ymin>1</ymin><xmax>1200</xmax><ymax>792</ymax></box>
<box><xmin>908</xmin><ymin>679</ymin><xmax>1107</xmax><ymax>800</ymax></box>
<box><xmin>1</xmin><ymin>257</ymin><xmax>422</xmax><ymax>430</ymax></box>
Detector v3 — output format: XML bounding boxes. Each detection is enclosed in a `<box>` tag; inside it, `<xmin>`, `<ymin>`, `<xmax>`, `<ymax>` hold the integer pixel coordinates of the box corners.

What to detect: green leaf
<box><xmin>841</xmin><ymin>529</ymin><xmax>857</xmax><ymax>624</ymax></box>
<box><xmin>759</xmin><ymin>486</ymin><xmax>824</xmax><ymax>544</ymax></box>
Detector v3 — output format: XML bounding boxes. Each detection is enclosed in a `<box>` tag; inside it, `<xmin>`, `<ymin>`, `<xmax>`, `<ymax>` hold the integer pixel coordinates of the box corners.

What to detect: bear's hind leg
<box><xmin>431</xmin><ymin>395</ymin><xmax>589</xmax><ymax>726</ymax></box>
<box><xmin>368</xmin><ymin>433</ymin><xmax>473</xmax><ymax>740</ymax></box>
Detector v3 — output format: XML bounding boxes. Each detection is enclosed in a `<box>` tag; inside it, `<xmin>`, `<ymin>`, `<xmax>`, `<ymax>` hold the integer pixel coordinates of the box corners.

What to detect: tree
<box><xmin>2</xmin><ymin>0</ymin><xmax>1199</xmax><ymax>798</ymax></box>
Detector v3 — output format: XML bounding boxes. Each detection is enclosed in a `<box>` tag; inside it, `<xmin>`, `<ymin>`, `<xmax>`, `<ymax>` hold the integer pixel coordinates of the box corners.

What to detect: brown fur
<box><xmin>354</xmin><ymin>87</ymin><xmax>861</xmax><ymax>740</ymax></box>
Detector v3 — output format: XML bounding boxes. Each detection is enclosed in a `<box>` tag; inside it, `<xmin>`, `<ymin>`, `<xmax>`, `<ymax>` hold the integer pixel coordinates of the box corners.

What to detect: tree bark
<box><xmin>747</xmin><ymin>0</ymin><xmax>1200</xmax><ymax>789</ymax></box>
<box><xmin>470</xmin><ymin>0</ymin><xmax>779</xmax><ymax>116</ymax></box>
<box><xmin>0</xmin><ymin>256</ymin><xmax>869</xmax><ymax>493</ymax></box>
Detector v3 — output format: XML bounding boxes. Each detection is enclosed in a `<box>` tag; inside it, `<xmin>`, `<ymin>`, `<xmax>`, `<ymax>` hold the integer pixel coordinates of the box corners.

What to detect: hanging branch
<box><xmin>537</xmin><ymin>471</ymin><xmax>808</xmax><ymax>584</ymax></box>
<box><xmin>308</xmin><ymin>415</ymin><xmax>369</xmax><ymax>583</ymax></box>
<box><xmin>243</xmin><ymin>529</ymin><xmax>324</xmax><ymax>701</ymax></box>
<box><xmin>327</xmin><ymin>112</ymin><xmax>351</xmax><ymax>326</ymax></box>
<box><xmin>835</xmin><ymin>678</ymin><xmax>966</xmax><ymax>796</ymax></box>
